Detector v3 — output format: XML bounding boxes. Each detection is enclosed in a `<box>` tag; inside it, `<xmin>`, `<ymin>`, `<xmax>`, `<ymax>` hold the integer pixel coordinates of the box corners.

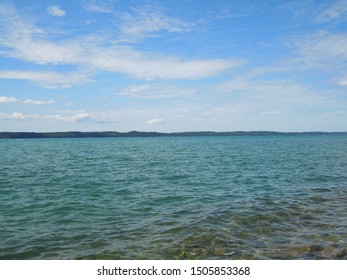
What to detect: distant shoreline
<box><xmin>1</xmin><ymin>131</ymin><xmax>347</xmax><ymax>139</ymax></box>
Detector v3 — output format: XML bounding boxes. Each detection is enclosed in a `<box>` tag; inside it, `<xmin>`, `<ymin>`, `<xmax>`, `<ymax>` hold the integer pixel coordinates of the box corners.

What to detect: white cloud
<box><xmin>217</xmin><ymin>76</ymin><xmax>329</xmax><ymax>109</ymax></box>
<box><xmin>120</xmin><ymin>84</ymin><xmax>153</xmax><ymax>96</ymax></box>
<box><xmin>314</xmin><ymin>0</ymin><xmax>347</xmax><ymax>23</ymax></box>
<box><xmin>147</xmin><ymin>118</ymin><xmax>164</xmax><ymax>125</ymax></box>
<box><xmin>0</xmin><ymin>70</ymin><xmax>91</xmax><ymax>88</ymax></box>
<box><xmin>0</xmin><ymin>112</ymin><xmax>114</xmax><ymax>123</ymax></box>
<box><xmin>23</xmin><ymin>99</ymin><xmax>54</xmax><ymax>105</ymax></box>
<box><xmin>86</xmin><ymin>46</ymin><xmax>242</xmax><ymax>79</ymax></box>
<box><xmin>0</xmin><ymin>95</ymin><xmax>53</xmax><ymax>105</ymax></box>
<box><xmin>11</xmin><ymin>112</ymin><xmax>26</xmax><ymax>120</ymax></box>
<box><xmin>219</xmin><ymin>77</ymin><xmax>306</xmax><ymax>94</ymax></box>
<box><xmin>0</xmin><ymin>4</ymin><xmax>239</xmax><ymax>83</ymax></box>
<box><xmin>0</xmin><ymin>112</ymin><xmax>26</xmax><ymax>120</ymax></box>
<box><xmin>47</xmin><ymin>112</ymin><xmax>115</xmax><ymax>123</ymax></box>
<box><xmin>69</xmin><ymin>113</ymin><xmax>94</xmax><ymax>122</ymax></box>
<box><xmin>83</xmin><ymin>0</ymin><xmax>113</xmax><ymax>13</ymax></box>
<box><xmin>47</xmin><ymin>5</ymin><xmax>66</xmax><ymax>17</ymax></box>
<box><xmin>279</xmin><ymin>1</ymin><xmax>347</xmax><ymax>24</ymax></box>
<box><xmin>0</xmin><ymin>96</ymin><xmax>18</xmax><ymax>103</ymax></box>
<box><xmin>117</xmin><ymin>83</ymin><xmax>197</xmax><ymax>99</ymax></box>
<box><xmin>0</xmin><ymin>4</ymin><xmax>79</xmax><ymax>65</ymax></box>
<box><xmin>120</xmin><ymin>7</ymin><xmax>193</xmax><ymax>38</ymax></box>
<box><xmin>339</xmin><ymin>77</ymin><xmax>347</xmax><ymax>86</ymax></box>
<box><xmin>292</xmin><ymin>31</ymin><xmax>347</xmax><ymax>75</ymax></box>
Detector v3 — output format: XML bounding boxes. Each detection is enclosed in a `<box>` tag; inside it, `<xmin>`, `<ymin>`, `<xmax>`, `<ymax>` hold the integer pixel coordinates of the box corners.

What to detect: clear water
<box><xmin>0</xmin><ymin>136</ymin><xmax>346</xmax><ymax>259</ymax></box>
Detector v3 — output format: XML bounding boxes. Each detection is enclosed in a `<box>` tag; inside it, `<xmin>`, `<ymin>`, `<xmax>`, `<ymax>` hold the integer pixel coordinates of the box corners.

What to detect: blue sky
<box><xmin>1</xmin><ymin>0</ymin><xmax>347</xmax><ymax>132</ymax></box>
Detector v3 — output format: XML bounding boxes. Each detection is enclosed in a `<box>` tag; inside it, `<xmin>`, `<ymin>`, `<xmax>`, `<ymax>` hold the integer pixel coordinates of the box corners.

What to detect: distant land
<box><xmin>1</xmin><ymin>131</ymin><xmax>347</xmax><ymax>139</ymax></box>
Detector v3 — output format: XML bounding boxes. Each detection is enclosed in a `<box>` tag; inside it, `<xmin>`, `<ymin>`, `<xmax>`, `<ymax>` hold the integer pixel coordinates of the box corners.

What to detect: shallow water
<box><xmin>0</xmin><ymin>136</ymin><xmax>346</xmax><ymax>259</ymax></box>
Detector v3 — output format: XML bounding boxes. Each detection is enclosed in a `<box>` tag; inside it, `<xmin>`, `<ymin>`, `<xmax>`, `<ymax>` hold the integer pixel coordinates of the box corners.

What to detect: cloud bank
<box><xmin>0</xmin><ymin>3</ymin><xmax>239</xmax><ymax>88</ymax></box>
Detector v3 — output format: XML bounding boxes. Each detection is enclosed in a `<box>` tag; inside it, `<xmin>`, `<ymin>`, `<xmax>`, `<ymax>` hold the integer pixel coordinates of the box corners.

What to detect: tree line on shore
<box><xmin>0</xmin><ymin>131</ymin><xmax>346</xmax><ymax>139</ymax></box>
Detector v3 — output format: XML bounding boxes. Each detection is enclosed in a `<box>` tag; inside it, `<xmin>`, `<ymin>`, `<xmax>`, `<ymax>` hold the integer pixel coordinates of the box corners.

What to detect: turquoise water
<box><xmin>0</xmin><ymin>136</ymin><xmax>346</xmax><ymax>259</ymax></box>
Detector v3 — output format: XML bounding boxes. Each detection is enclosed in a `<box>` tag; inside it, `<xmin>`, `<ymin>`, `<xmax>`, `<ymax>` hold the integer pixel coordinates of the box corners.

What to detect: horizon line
<box><xmin>1</xmin><ymin>130</ymin><xmax>347</xmax><ymax>138</ymax></box>
<box><xmin>1</xmin><ymin>130</ymin><xmax>347</xmax><ymax>133</ymax></box>
<box><xmin>1</xmin><ymin>129</ymin><xmax>347</xmax><ymax>133</ymax></box>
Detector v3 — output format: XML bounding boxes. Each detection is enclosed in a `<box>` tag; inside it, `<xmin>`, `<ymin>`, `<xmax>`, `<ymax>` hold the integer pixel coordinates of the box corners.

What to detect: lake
<box><xmin>0</xmin><ymin>136</ymin><xmax>346</xmax><ymax>259</ymax></box>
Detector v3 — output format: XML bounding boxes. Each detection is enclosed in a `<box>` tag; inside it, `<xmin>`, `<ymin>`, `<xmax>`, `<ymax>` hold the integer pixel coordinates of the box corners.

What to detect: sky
<box><xmin>0</xmin><ymin>0</ymin><xmax>347</xmax><ymax>132</ymax></box>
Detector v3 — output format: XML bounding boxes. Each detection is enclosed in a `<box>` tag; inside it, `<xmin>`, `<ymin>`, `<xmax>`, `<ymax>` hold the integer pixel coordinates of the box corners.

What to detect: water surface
<box><xmin>0</xmin><ymin>136</ymin><xmax>346</xmax><ymax>259</ymax></box>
